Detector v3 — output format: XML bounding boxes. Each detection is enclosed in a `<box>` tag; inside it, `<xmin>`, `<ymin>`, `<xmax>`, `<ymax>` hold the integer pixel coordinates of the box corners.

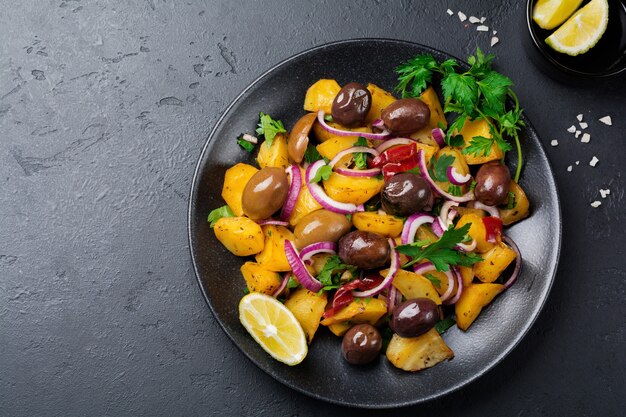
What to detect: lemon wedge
<box><xmin>533</xmin><ymin>0</ymin><xmax>584</xmax><ymax>30</ymax></box>
<box><xmin>545</xmin><ymin>0</ymin><xmax>609</xmax><ymax>56</ymax></box>
<box><xmin>239</xmin><ymin>292</ymin><xmax>308</xmax><ymax>366</ymax></box>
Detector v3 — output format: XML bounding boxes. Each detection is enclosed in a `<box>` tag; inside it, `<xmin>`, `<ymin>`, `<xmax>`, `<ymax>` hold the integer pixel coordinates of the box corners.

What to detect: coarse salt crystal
<box><xmin>447</xmin><ymin>9</ymin><xmax>454</xmax><ymax>16</ymax></box>
<box><xmin>550</xmin><ymin>140</ymin><xmax>558</xmax><ymax>146</ymax></box>
<box><xmin>567</xmin><ymin>125</ymin><xmax>576</xmax><ymax>133</ymax></box>
<box><xmin>576</xmin><ymin>114</ymin><xmax>583</xmax><ymax>121</ymax></box>
<box><xmin>469</xmin><ymin>16</ymin><xmax>481</xmax><ymax>23</ymax></box>
<box><xmin>599</xmin><ymin>116</ymin><xmax>612</xmax><ymax>125</ymax></box>
<box><xmin>458</xmin><ymin>11</ymin><xmax>467</xmax><ymax>22</ymax></box>
<box><xmin>575</xmin><ymin>130</ymin><xmax>581</xmax><ymax>138</ymax></box>
<box><xmin>567</xmin><ymin>165</ymin><xmax>573</xmax><ymax>172</ymax></box>
<box><xmin>480</xmin><ymin>17</ymin><xmax>486</xmax><ymax>23</ymax></box>
<box><xmin>599</xmin><ymin>189</ymin><xmax>610</xmax><ymax>198</ymax></box>
<box><xmin>590</xmin><ymin>201</ymin><xmax>601</xmax><ymax>208</ymax></box>
<box><xmin>493</xmin><ymin>30</ymin><xmax>497</xmax><ymax>35</ymax></box>
<box><xmin>491</xmin><ymin>37</ymin><xmax>499</xmax><ymax>47</ymax></box>
<box><xmin>581</xmin><ymin>133</ymin><xmax>590</xmax><ymax>143</ymax></box>
<box><xmin>589</xmin><ymin>156</ymin><xmax>599</xmax><ymax>167</ymax></box>
<box><xmin>477</xmin><ymin>25</ymin><xmax>489</xmax><ymax>31</ymax></box>
<box><xmin>575</xmin><ymin>161</ymin><xmax>580</xmax><ymax>165</ymax></box>
<box><xmin>579</xmin><ymin>122</ymin><xmax>588</xmax><ymax>129</ymax></box>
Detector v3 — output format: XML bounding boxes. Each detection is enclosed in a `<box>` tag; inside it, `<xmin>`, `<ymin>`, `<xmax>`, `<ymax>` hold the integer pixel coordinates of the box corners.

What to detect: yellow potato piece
<box><xmin>456</xmin><ymin>213</ymin><xmax>494</xmax><ymax>253</ymax></box>
<box><xmin>456</xmin><ymin>118</ymin><xmax>503</xmax><ymax>165</ymax></box>
<box><xmin>240</xmin><ymin>262</ymin><xmax>283</xmax><ymax>295</ymax></box>
<box><xmin>320</xmin><ymin>298</ymin><xmax>387</xmax><ymax>327</ymax></box>
<box><xmin>455</xmin><ymin>283</ymin><xmax>504</xmax><ymax>331</ymax></box>
<box><xmin>257</xmin><ymin>133</ymin><xmax>290</xmax><ymax>169</ymax></box>
<box><xmin>288</xmin><ymin>167</ymin><xmax>322</xmax><ymax>227</ymax></box>
<box><xmin>284</xmin><ymin>288</ymin><xmax>328</xmax><ymax>343</ymax></box>
<box><xmin>221</xmin><ymin>163</ymin><xmax>259</xmax><ymax>217</ymax></box>
<box><xmin>474</xmin><ymin>242</ymin><xmax>517</xmax><ymax>283</ymax></box>
<box><xmin>323</xmin><ymin>173</ymin><xmax>383</xmax><ymax>205</ymax></box>
<box><xmin>352</xmin><ymin>212</ymin><xmax>403</xmax><ymax>238</ymax></box>
<box><xmin>304</xmin><ymin>79</ymin><xmax>341</xmax><ymax>114</ymax></box>
<box><xmin>500</xmin><ymin>181</ymin><xmax>530</xmax><ymax>226</ymax></box>
<box><xmin>365</xmin><ymin>83</ymin><xmax>397</xmax><ymax>123</ymax></box>
<box><xmin>386</xmin><ymin>268</ymin><xmax>442</xmax><ymax>305</ymax></box>
<box><xmin>386</xmin><ymin>329</ymin><xmax>454</xmax><ymax>371</ymax></box>
<box><xmin>214</xmin><ymin>217</ymin><xmax>264</xmax><ymax>256</ymax></box>
<box><xmin>255</xmin><ymin>225</ymin><xmax>295</xmax><ymax>272</ymax></box>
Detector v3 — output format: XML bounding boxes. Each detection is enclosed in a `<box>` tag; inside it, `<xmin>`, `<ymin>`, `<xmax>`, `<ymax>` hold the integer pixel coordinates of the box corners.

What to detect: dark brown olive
<box><xmin>294</xmin><ymin>209</ymin><xmax>352</xmax><ymax>249</ymax></box>
<box><xmin>390</xmin><ymin>298</ymin><xmax>440</xmax><ymax>338</ymax></box>
<box><xmin>288</xmin><ymin>113</ymin><xmax>316</xmax><ymax>163</ymax></box>
<box><xmin>338</xmin><ymin>231</ymin><xmax>389</xmax><ymax>269</ymax></box>
<box><xmin>341</xmin><ymin>324</ymin><xmax>382</xmax><ymax>365</ymax></box>
<box><xmin>381</xmin><ymin>173</ymin><xmax>433</xmax><ymax>216</ymax></box>
<box><xmin>241</xmin><ymin>167</ymin><xmax>289</xmax><ymax>220</ymax></box>
<box><xmin>331</xmin><ymin>82</ymin><xmax>371</xmax><ymax>127</ymax></box>
<box><xmin>474</xmin><ymin>162</ymin><xmax>511</xmax><ymax>206</ymax></box>
<box><xmin>381</xmin><ymin>98</ymin><xmax>430</xmax><ymax>136</ymax></box>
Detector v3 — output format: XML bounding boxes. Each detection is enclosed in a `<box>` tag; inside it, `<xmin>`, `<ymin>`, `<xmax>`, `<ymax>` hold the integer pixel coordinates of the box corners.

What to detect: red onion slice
<box><xmin>283</xmin><ymin>240</ymin><xmax>323</xmax><ymax>293</ymax></box>
<box><xmin>328</xmin><ymin>146</ymin><xmax>380</xmax><ymax>168</ymax></box>
<box><xmin>371</xmin><ymin>118</ymin><xmax>385</xmax><ymax>129</ymax></box>
<box><xmin>444</xmin><ymin>267</ymin><xmax>464</xmax><ymax>305</ymax></box>
<box><xmin>299</xmin><ymin>241</ymin><xmax>338</xmax><ymax>264</ymax></box>
<box><xmin>431</xmin><ymin>217</ymin><xmax>445</xmax><ymax>237</ymax></box>
<box><xmin>446</xmin><ymin>166</ymin><xmax>472</xmax><ymax>185</ymax></box>
<box><xmin>305</xmin><ymin>160</ymin><xmax>364</xmax><ymax>214</ymax></box>
<box><xmin>279</xmin><ymin>165</ymin><xmax>302</xmax><ymax>221</ymax></box>
<box><xmin>439</xmin><ymin>200</ymin><xmax>459</xmax><ymax>227</ymax></box>
<box><xmin>401</xmin><ymin>213</ymin><xmax>435</xmax><ymax>244</ymax></box>
<box><xmin>387</xmin><ymin>286</ymin><xmax>399</xmax><ymax>312</ymax></box>
<box><xmin>256</xmin><ymin>220</ymin><xmax>290</xmax><ymax>226</ymax></box>
<box><xmin>335</xmin><ymin>167</ymin><xmax>381</xmax><ymax>177</ymax></box>
<box><xmin>502</xmin><ymin>236</ymin><xmax>522</xmax><ymax>289</ymax></box>
<box><xmin>473</xmin><ymin>201</ymin><xmax>500</xmax><ymax>218</ymax></box>
<box><xmin>417</xmin><ymin>149</ymin><xmax>475</xmax><ymax>202</ymax></box>
<box><xmin>352</xmin><ymin>239</ymin><xmax>399</xmax><ymax>298</ymax></box>
<box><xmin>317</xmin><ymin>110</ymin><xmax>391</xmax><ymax>140</ymax></box>
<box><xmin>375</xmin><ymin>137</ymin><xmax>417</xmax><ymax>153</ymax></box>
<box><xmin>431</xmin><ymin>128</ymin><xmax>446</xmax><ymax>147</ymax></box>
<box><xmin>456</xmin><ymin>239</ymin><xmax>477</xmax><ymax>252</ymax></box>
<box><xmin>272</xmin><ymin>273</ymin><xmax>290</xmax><ymax>297</ymax></box>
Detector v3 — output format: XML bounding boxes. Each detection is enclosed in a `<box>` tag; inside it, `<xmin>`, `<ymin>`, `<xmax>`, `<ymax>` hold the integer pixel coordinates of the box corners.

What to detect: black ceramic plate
<box><xmin>188</xmin><ymin>39</ymin><xmax>561</xmax><ymax>408</ymax></box>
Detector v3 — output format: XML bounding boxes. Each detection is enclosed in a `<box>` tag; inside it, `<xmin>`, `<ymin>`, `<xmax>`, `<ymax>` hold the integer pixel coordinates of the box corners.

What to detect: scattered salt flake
<box><xmin>581</xmin><ymin>133</ymin><xmax>591</xmax><ymax>143</ymax></box>
<box><xmin>599</xmin><ymin>116</ymin><xmax>612</xmax><ymax>125</ymax></box>
<box><xmin>589</xmin><ymin>156</ymin><xmax>599</xmax><ymax>167</ymax></box>
<box><xmin>493</xmin><ymin>30</ymin><xmax>497</xmax><ymax>35</ymax></box>
<box><xmin>447</xmin><ymin>9</ymin><xmax>454</xmax><ymax>16</ymax></box>
<box><xmin>575</xmin><ymin>130</ymin><xmax>581</xmax><ymax>138</ymax></box>
<box><xmin>567</xmin><ymin>125</ymin><xmax>576</xmax><ymax>133</ymax></box>
<box><xmin>579</xmin><ymin>122</ymin><xmax>588</xmax><ymax>129</ymax></box>
<box><xmin>599</xmin><ymin>189</ymin><xmax>611</xmax><ymax>198</ymax></box>
<box><xmin>477</xmin><ymin>25</ymin><xmax>489</xmax><ymax>32</ymax></box>
<box><xmin>575</xmin><ymin>161</ymin><xmax>580</xmax><ymax>165</ymax></box>
<box><xmin>458</xmin><ymin>11</ymin><xmax>467</xmax><ymax>22</ymax></box>
<box><xmin>550</xmin><ymin>140</ymin><xmax>558</xmax><ymax>146</ymax></box>
<box><xmin>480</xmin><ymin>17</ymin><xmax>486</xmax><ymax>23</ymax></box>
<box><xmin>576</xmin><ymin>114</ymin><xmax>583</xmax><ymax>121</ymax></box>
<box><xmin>590</xmin><ymin>201</ymin><xmax>601</xmax><ymax>208</ymax></box>
<box><xmin>567</xmin><ymin>165</ymin><xmax>573</xmax><ymax>172</ymax></box>
<box><xmin>491</xmin><ymin>36</ymin><xmax>499</xmax><ymax>47</ymax></box>
<box><xmin>469</xmin><ymin>16</ymin><xmax>481</xmax><ymax>23</ymax></box>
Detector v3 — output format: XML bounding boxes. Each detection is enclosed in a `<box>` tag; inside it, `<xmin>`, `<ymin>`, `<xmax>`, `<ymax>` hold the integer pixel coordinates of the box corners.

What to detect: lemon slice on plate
<box><xmin>533</xmin><ymin>0</ymin><xmax>584</xmax><ymax>30</ymax></box>
<box><xmin>239</xmin><ymin>292</ymin><xmax>308</xmax><ymax>366</ymax></box>
<box><xmin>545</xmin><ymin>0</ymin><xmax>609</xmax><ymax>56</ymax></box>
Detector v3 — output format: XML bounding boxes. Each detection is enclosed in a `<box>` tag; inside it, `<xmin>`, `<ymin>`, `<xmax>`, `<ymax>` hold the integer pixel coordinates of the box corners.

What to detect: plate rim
<box><xmin>187</xmin><ymin>38</ymin><xmax>562</xmax><ymax>408</ymax></box>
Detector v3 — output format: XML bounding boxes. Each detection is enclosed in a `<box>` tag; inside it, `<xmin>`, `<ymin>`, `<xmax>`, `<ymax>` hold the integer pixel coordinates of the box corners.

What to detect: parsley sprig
<box><xmin>256</xmin><ymin>112</ymin><xmax>286</xmax><ymax>149</ymax></box>
<box><xmin>317</xmin><ymin>255</ymin><xmax>356</xmax><ymax>291</ymax></box>
<box><xmin>396</xmin><ymin>223</ymin><xmax>482</xmax><ymax>271</ymax></box>
<box><xmin>207</xmin><ymin>205</ymin><xmax>234</xmax><ymax>227</ymax></box>
<box><xmin>394</xmin><ymin>47</ymin><xmax>525</xmax><ymax>182</ymax></box>
<box><xmin>353</xmin><ymin>137</ymin><xmax>369</xmax><ymax>169</ymax></box>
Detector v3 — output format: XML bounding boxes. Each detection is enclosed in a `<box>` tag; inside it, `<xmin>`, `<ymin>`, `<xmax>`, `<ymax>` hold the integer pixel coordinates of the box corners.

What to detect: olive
<box><xmin>338</xmin><ymin>231</ymin><xmax>389</xmax><ymax>269</ymax></box>
<box><xmin>294</xmin><ymin>209</ymin><xmax>352</xmax><ymax>249</ymax></box>
<box><xmin>381</xmin><ymin>173</ymin><xmax>433</xmax><ymax>216</ymax></box>
<box><xmin>381</xmin><ymin>98</ymin><xmax>430</xmax><ymax>136</ymax></box>
<box><xmin>331</xmin><ymin>82</ymin><xmax>371</xmax><ymax>127</ymax></box>
<box><xmin>241</xmin><ymin>167</ymin><xmax>289</xmax><ymax>220</ymax></box>
<box><xmin>341</xmin><ymin>324</ymin><xmax>382</xmax><ymax>365</ymax></box>
<box><xmin>474</xmin><ymin>162</ymin><xmax>511</xmax><ymax>206</ymax></box>
<box><xmin>390</xmin><ymin>298</ymin><xmax>440</xmax><ymax>338</ymax></box>
<box><xmin>288</xmin><ymin>113</ymin><xmax>316</xmax><ymax>163</ymax></box>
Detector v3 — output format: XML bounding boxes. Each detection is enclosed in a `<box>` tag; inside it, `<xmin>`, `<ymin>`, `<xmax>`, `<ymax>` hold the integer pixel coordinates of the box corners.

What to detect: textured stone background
<box><xmin>0</xmin><ymin>0</ymin><xmax>624</xmax><ymax>416</ymax></box>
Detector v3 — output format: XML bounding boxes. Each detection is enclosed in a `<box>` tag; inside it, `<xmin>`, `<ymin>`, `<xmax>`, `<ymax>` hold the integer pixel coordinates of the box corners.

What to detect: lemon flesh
<box><xmin>533</xmin><ymin>0</ymin><xmax>584</xmax><ymax>30</ymax></box>
<box><xmin>545</xmin><ymin>0</ymin><xmax>609</xmax><ymax>56</ymax></box>
<box><xmin>239</xmin><ymin>292</ymin><xmax>308</xmax><ymax>366</ymax></box>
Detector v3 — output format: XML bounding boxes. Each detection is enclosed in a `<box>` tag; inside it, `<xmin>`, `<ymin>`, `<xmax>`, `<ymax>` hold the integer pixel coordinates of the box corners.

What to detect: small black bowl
<box><xmin>524</xmin><ymin>0</ymin><xmax>626</xmax><ymax>79</ymax></box>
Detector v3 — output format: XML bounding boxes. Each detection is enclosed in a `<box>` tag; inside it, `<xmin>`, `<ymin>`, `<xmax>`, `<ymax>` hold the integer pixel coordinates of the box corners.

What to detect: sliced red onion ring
<box><xmin>375</xmin><ymin>137</ymin><xmax>417</xmax><ymax>153</ymax></box>
<box><xmin>447</xmin><ymin>208</ymin><xmax>458</xmax><ymax>225</ymax></box>
<box><xmin>299</xmin><ymin>241</ymin><xmax>338</xmax><ymax>264</ymax></box>
<box><xmin>371</xmin><ymin>118</ymin><xmax>385</xmax><ymax>129</ymax></box>
<box><xmin>502</xmin><ymin>236</ymin><xmax>522</xmax><ymax>289</ymax></box>
<box><xmin>387</xmin><ymin>286</ymin><xmax>399</xmax><ymax>312</ymax></box>
<box><xmin>417</xmin><ymin>149</ymin><xmax>475</xmax><ymax>203</ymax></box>
<box><xmin>473</xmin><ymin>201</ymin><xmax>500</xmax><ymax>218</ymax></box>
<box><xmin>401</xmin><ymin>213</ymin><xmax>435</xmax><ymax>244</ymax></box>
<box><xmin>456</xmin><ymin>239</ymin><xmax>477</xmax><ymax>252</ymax></box>
<box><xmin>305</xmin><ymin>160</ymin><xmax>364</xmax><ymax>214</ymax></box>
<box><xmin>444</xmin><ymin>267</ymin><xmax>464</xmax><ymax>305</ymax></box>
<box><xmin>279</xmin><ymin>165</ymin><xmax>302</xmax><ymax>221</ymax></box>
<box><xmin>352</xmin><ymin>239</ymin><xmax>399</xmax><ymax>298</ymax></box>
<box><xmin>335</xmin><ymin>167</ymin><xmax>381</xmax><ymax>177</ymax></box>
<box><xmin>272</xmin><ymin>273</ymin><xmax>290</xmax><ymax>297</ymax></box>
<box><xmin>317</xmin><ymin>110</ymin><xmax>390</xmax><ymax>140</ymax></box>
<box><xmin>431</xmin><ymin>128</ymin><xmax>446</xmax><ymax>147</ymax></box>
<box><xmin>431</xmin><ymin>217</ymin><xmax>445</xmax><ymax>237</ymax></box>
<box><xmin>256</xmin><ymin>220</ymin><xmax>290</xmax><ymax>226</ymax></box>
<box><xmin>283</xmin><ymin>240</ymin><xmax>323</xmax><ymax>293</ymax></box>
<box><xmin>412</xmin><ymin>262</ymin><xmax>456</xmax><ymax>303</ymax></box>
<box><xmin>446</xmin><ymin>166</ymin><xmax>472</xmax><ymax>185</ymax></box>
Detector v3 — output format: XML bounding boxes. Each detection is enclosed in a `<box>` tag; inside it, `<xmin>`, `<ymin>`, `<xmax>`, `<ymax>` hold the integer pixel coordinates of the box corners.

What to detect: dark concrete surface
<box><xmin>0</xmin><ymin>1</ymin><xmax>624</xmax><ymax>416</ymax></box>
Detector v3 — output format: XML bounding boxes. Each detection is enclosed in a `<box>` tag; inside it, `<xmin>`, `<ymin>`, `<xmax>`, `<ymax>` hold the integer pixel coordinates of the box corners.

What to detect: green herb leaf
<box><xmin>478</xmin><ymin>71</ymin><xmax>512</xmax><ymax>115</ymax></box>
<box><xmin>309</xmin><ymin>164</ymin><xmax>333</xmax><ymax>183</ymax></box>
<box><xmin>470</xmin><ymin>180</ymin><xmax>477</xmax><ymax>191</ymax></box>
<box><xmin>317</xmin><ymin>255</ymin><xmax>355</xmax><ymax>287</ymax></box>
<box><xmin>462</xmin><ymin>135</ymin><xmax>495</xmax><ymax>157</ymax></box>
<box><xmin>435</xmin><ymin>315</ymin><xmax>456</xmax><ymax>334</ymax></box>
<box><xmin>287</xmin><ymin>275</ymin><xmax>300</xmax><ymax>289</ymax></box>
<box><xmin>507</xmin><ymin>191</ymin><xmax>517</xmax><ymax>209</ymax></box>
<box><xmin>468</xmin><ymin>47</ymin><xmax>495</xmax><ymax>79</ymax></box>
<box><xmin>207</xmin><ymin>205</ymin><xmax>235</xmax><ymax>227</ymax></box>
<box><xmin>256</xmin><ymin>112</ymin><xmax>286</xmax><ymax>148</ymax></box>
<box><xmin>424</xmin><ymin>273</ymin><xmax>441</xmax><ymax>288</ymax></box>
<box><xmin>236</xmin><ymin>135</ymin><xmax>256</xmax><ymax>152</ymax></box>
<box><xmin>304</xmin><ymin>144</ymin><xmax>323</xmax><ymax>163</ymax></box>
<box><xmin>448</xmin><ymin>184</ymin><xmax>462</xmax><ymax>196</ymax></box>
<box><xmin>243</xmin><ymin>286</ymin><xmax>250</xmax><ymax>295</ymax></box>
<box><xmin>429</xmin><ymin>154</ymin><xmax>456</xmax><ymax>182</ymax></box>
<box><xmin>441</xmin><ymin>73</ymin><xmax>479</xmax><ymax>114</ymax></box>
<box><xmin>324</xmin><ymin>114</ymin><xmax>334</xmax><ymax>122</ymax></box>
<box><xmin>353</xmin><ymin>137</ymin><xmax>369</xmax><ymax>169</ymax></box>
<box><xmin>395</xmin><ymin>54</ymin><xmax>439</xmax><ymax>98</ymax></box>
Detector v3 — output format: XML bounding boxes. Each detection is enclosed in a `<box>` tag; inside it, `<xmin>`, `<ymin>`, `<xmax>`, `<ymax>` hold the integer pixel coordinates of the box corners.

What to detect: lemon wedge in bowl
<box><xmin>239</xmin><ymin>292</ymin><xmax>308</xmax><ymax>366</ymax></box>
<box><xmin>533</xmin><ymin>0</ymin><xmax>584</xmax><ymax>30</ymax></box>
<box><xmin>545</xmin><ymin>0</ymin><xmax>609</xmax><ymax>56</ymax></box>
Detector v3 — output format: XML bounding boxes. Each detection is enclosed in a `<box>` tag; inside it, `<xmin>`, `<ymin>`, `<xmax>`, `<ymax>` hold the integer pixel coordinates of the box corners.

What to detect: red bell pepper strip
<box><xmin>482</xmin><ymin>216</ymin><xmax>503</xmax><ymax>243</ymax></box>
<box><xmin>323</xmin><ymin>274</ymin><xmax>384</xmax><ymax>318</ymax></box>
